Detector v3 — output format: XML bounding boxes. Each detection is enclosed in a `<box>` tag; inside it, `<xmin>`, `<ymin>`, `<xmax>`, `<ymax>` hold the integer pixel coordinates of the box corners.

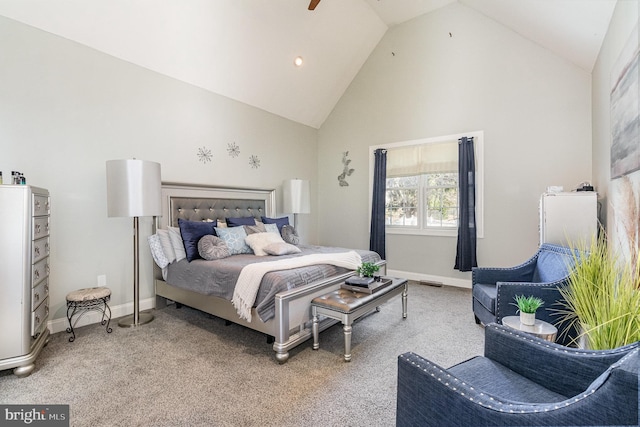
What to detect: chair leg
<box><xmin>474</xmin><ymin>315</ymin><xmax>481</xmax><ymax>325</ymax></box>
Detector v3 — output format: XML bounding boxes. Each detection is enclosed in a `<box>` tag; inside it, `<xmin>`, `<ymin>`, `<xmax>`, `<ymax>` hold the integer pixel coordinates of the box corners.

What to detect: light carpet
<box><xmin>0</xmin><ymin>282</ymin><xmax>484</xmax><ymax>426</ymax></box>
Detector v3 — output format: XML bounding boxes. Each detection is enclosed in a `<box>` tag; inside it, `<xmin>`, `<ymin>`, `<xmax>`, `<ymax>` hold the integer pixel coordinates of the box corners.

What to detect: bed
<box><xmin>153</xmin><ymin>183</ymin><xmax>385</xmax><ymax>363</ymax></box>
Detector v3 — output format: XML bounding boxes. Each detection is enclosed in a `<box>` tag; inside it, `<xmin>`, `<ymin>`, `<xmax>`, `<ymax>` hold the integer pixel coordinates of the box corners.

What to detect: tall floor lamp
<box><xmin>282</xmin><ymin>179</ymin><xmax>310</xmax><ymax>229</ymax></box>
<box><xmin>106</xmin><ymin>159</ymin><xmax>162</xmax><ymax>327</ymax></box>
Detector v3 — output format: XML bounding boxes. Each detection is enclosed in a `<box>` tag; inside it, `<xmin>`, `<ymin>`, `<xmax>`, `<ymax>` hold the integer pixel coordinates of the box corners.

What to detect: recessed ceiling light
<box><xmin>294</xmin><ymin>56</ymin><xmax>304</xmax><ymax>67</ymax></box>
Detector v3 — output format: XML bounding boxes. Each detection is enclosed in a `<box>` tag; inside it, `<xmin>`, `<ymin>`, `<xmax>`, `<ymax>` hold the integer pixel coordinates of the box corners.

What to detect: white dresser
<box><xmin>0</xmin><ymin>185</ymin><xmax>51</xmax><ymax>377</ymax></box>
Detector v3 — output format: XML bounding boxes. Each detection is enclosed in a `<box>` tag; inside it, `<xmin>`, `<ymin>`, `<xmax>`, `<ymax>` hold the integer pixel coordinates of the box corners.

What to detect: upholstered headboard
<box><xmin>156</xmin><ymin>183</ymin><xmax>277</xmax><ymax>229</ymax></box>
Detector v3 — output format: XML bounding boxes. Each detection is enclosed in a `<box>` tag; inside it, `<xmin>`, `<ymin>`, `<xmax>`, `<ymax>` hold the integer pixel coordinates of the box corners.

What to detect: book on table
<box><xmin>341</xmin><ymin>277</ymin><xmax>394</xmax><ymax>294</ymax></box>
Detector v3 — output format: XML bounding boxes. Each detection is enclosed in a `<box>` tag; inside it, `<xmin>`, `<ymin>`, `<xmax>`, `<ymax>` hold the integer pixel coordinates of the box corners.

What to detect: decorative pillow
<box><xmin>168</xmin><ymin>226</ymin><xmax>187</xmax><ymax>262</ymax></box>
<box><xmin>281</xmin><ymin>224</ymin><xmax>300</xmax><ymax>245</ymax></box>
<box><xmin>264</xmin><ymin>223</ymin><xmax>279</xmax><ymax>234</ymax></box>
<box><xmin>264</xmin><ymin>242</ymin><xmax>302</xmax><ymax>256</ymax></box>
<box><xmin>198</xmin><ymin>235</ymin><xmax>231</xmax><ymax>260</ymax></box>
<box><xmin>148</xmin><ymin>234</ymin><xmax>170</xmax><ymax>268</ymax></box>
<box><xmin>261</xmin><ymin>216</ymin><xmax>289</xmax><ymax>232</ymax></box>
<box><xmin>226</xmin><ymin>216</ymin><xmax>256</xmax><ymax>227</ymax></box>
<box><xmin>178</xmin><ymin>218</ymin><xmax>217</xmax><ymax>262</ymax></box>
<box><xmin>244</xmin><ymin>223</ymin><xmax>266</xmax><ymax>235</ymax></box>
<box><xmin>245</xmin><ymin>232</ymin><xmax>287</xmax><ymax>256</ymax></box>
<box><xmin>215</xmin><ymin>226</ymin><xmax>253</xmax><ymax>255</ymax></box>
<box><xmin>157</xmin><ymin>229</ymin><xmax>176</xmax><ymax>263</ymax></box>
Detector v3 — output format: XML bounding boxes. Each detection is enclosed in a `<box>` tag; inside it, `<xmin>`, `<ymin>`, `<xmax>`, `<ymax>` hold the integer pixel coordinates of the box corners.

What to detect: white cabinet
<box><xmin>539</xmin><ymin>192</ymin><xmax>598</xmax><ymax>247</ymax></box>
<box><xmin>0</xmin><ymin>185</ymin><xmax>50</xmax><ymax>377</ymax></box>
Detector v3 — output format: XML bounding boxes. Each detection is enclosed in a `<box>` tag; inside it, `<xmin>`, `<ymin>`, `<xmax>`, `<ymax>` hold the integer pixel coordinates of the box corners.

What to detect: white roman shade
<box><xmin>387</xmin><ymin>140</ymin><xmax>458</xmax><ymax>178</ymax></box>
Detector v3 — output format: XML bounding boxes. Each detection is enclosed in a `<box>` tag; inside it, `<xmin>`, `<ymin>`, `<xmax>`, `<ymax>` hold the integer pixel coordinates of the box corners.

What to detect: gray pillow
<box><xmin>281</xmin><ymin>225</ymin><xmax>299</xmax><ymax>245</ymax></box>
<box><xmin>198</xmin><ymin>235</ymin><xmax>231</xmax><ymax>260</ymax></box>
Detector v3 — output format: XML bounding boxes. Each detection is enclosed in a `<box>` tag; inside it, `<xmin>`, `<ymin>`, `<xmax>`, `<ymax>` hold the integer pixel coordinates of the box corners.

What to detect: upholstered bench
<box><xmin>66</xmin><ymin>287</ymin><xmax>113</xmax><ymax>342</ymax></box>
<box><xmin>311</xmin><ymin>277</ymin><xmax>407</xmax><ymax>361</ymax></box>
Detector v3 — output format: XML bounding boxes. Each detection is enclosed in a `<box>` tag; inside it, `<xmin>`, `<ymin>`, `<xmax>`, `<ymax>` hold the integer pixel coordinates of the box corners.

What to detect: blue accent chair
<box><xmin>472</xmin><ymin>243</ymin><xmax>578</xmax><ymax>345</ymax></box>
<box><xmin>396</xmin><ymin>324</ymin><xmax>639</xmax><ymax>427</ymax></box>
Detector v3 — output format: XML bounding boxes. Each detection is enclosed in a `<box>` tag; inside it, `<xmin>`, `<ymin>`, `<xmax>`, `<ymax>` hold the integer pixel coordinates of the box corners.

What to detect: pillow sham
<box><xmin>168</xmin><ymin>226</ymin><xmax>187</xmax><ymax>262</ymax></box>
<box><xmin>280</xmin><ymin>224</ymin><xmax>300</xmax><ymax>245</ymax></box>
<box><xmin>148</xmin><ymin>234</ymin><xmax>170</xmax><ymax>268</ymax></box>
<box><xmin>157</xmin><ymin>229</ymin><xmax>176</xmax><ymax>263</ymax></box>
<box><xmin>198</xmin><ymin>235</ymin><xmax>231</xmax><ymax>260</ymax></box>
<box><xmin>244</xmin><ymin>232</ymin><xmax>287</xmax><ymax>256</ymax></box>
<box><xmin>215</xmin><ymin>226</ymin><xmax>253</xmax><ymax>255</ymax></box>
<box><xmin>178</xmin><ymin>218</ymin><xmax>217</xmax><ymax>262</ymax></box>
<box><xmin>264</xmin><ymin>242</ymin><xmax>302</xmax><ymax>256</ymax></box>
<box><xmin>264</xmin><ymin>223</ymin><xmax>279</xmax><ymax>234</ymax></box>
<box><xmin>261</xmin><ymin>216</ymin><xmax>289</xmax><ymax>232</ymax></box>
<box><xmin>244</xmin><ymin>223</ymin><xmax>266</xmax><ymax>235</ymax></box>
<box><xmin>226</xmin><ymin>216</ymin><xmax>256</xmax><ymax>227</ymax></box>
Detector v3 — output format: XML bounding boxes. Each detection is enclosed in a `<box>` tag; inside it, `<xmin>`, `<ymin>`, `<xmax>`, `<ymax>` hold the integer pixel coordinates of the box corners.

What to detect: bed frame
<box><xmin>153</xmin><ymin>183</ymin><xmax>385</xmax><ymax>363</ymax></box>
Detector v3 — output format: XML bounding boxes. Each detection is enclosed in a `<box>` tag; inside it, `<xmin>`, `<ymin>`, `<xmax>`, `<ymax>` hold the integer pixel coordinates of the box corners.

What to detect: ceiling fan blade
<box><xmin>308</xmin><ymin>0</ymin><xmax>321</xmax><ymax>11</ymax></box>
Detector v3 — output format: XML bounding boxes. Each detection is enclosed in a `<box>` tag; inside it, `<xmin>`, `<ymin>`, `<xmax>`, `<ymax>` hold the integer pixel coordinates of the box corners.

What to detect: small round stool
<box><xmin>66</xmin><ymin>287</ymin><xmax>113</xmax><ymax>342</ymax></box>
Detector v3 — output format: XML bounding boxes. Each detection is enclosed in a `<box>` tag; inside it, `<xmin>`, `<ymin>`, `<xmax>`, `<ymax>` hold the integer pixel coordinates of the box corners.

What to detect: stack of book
<box><xmin>341</xmin><ymin>276</ymin><xmax>393</xmax><ymax>294</ymax></box>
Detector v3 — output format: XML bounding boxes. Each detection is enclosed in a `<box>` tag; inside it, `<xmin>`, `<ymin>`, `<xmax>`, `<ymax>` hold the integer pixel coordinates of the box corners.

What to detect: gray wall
<box><xmin>317</xmin><ymin>2</ymin><xmax>593</xmax><ymax>286</ymax></box>
<box><xmin>0</xmin><ymin>16</ymin><xmax>318</xmax><ymax>331</ymax></box>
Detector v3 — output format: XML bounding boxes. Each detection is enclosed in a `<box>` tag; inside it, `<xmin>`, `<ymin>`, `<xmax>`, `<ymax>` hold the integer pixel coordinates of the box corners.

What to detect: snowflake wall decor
<box><xmin>197</xmin><ymin>146</ymin><xmax>213</xmax><ymax>163</ymax></box>
<box><xmin>249</xmin><ymin>155</ymin><xmax>261</xmax><ymax>169</ymax></box>
<box><xmin>227</xmin><ymin>142</ymin><xmax>240</xmax><ymax>158</ymax></box>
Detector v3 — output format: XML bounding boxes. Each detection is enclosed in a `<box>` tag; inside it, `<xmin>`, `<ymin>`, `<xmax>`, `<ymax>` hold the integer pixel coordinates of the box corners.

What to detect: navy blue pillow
<box><xmin>178</xmin><ymin>218</ymin><xmax>217</xmax><ymax>262</ymax></box>
<box><xmin>261</xmin><ymin>216</ymin><xmax>289</xmax><ymax>232</ymax></box>
<box><xmin>226</xmin><ymin>217</ymin><xmax>256</xmax><ymax>227</ymax></box>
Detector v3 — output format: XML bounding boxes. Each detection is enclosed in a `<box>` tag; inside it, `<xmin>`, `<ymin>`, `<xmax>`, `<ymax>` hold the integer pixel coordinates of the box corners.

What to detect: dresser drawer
<box><xmin>32</xmin><ymin>257</ymin><xmax>50</xmax><ymax>286</ymax></box>
<box><xmin>32</xmin><ymin>237</ymin><xmax>50</xmax><ymax>263</ymax></box>
<box><xmin>32</xmin><ymin>194</ymin><xmax>50</xmax><ymax>216</ymax></box>
<box><xmin>32</xmin><ymin>216</ymin><xmax>50</xmax><ymax>239</ymax></box>
<box><xmin>32</xmin><ymin>277</ymin><xmax>49</xmax><ymax>309</ymax></box>
<box><xmin>31</xmin><ymin>296</ymin><xmax>49</xmax><ymax>337</ymax></box>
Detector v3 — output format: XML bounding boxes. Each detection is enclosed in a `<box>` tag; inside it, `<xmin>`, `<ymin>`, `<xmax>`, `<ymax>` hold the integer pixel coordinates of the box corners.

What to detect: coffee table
<box><xmin>502</xmin><ymin>316</ymin><xmax>558</xmax><ymax>342</ymax></box>
<box><xmin>311</xmin><ymin>277</ymin><xmax>408</xmax><ymax>361</ymax></box>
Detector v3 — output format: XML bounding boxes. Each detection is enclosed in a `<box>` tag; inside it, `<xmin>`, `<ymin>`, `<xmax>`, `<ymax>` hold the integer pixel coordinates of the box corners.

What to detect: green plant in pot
<box><xmin>556</xmin><ymin>232</ymin><xmax>640</xmax><ymax>349</ymax></box>
<box><xmin>512</xmin><ymin>295</ymin><xmax>544</xmax><ymax>326</ymax></box>
<box><xmin>357</xmin><ymin>262</ymin><xmax>380</xmax><ymax>278</ymax></box>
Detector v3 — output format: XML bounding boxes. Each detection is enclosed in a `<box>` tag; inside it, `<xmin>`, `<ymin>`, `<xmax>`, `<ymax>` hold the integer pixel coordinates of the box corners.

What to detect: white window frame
<box><xmin>369</xmin><ymin>131</ymin><xmax>484</xmax><ymax>238</ymax></box>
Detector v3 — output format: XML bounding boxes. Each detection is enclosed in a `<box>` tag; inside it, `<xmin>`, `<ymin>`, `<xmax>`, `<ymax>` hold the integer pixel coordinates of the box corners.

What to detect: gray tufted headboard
<box><xmin>156</xmin><ymin>183</ymin><xmax>277</xmax><ymax>229</ymax></box>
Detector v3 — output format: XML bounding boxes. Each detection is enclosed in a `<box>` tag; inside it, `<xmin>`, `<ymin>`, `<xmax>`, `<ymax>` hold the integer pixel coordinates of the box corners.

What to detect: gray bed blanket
<box><xmin>164</xmin><ymin>245</ymin><xmax>381</xmax><ymax>322</ymax></box>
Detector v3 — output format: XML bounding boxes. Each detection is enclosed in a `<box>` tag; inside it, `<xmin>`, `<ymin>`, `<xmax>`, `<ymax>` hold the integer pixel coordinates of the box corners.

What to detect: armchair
<box><xmin>396</xmin><ymin>323</ymin><xmax>639</xmax><ymax>426</ymax></box>
<box><xmin>472</xmin><ymin>243</ymin><xmax>578</xmax><ymax>345</ymax></box>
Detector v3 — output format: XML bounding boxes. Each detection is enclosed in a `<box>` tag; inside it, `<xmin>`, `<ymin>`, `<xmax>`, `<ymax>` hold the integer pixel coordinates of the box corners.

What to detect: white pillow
<box><xmin>168</xmin><ymin>226</ymin><xmax>187</xmax><ymax>262</ymax></box>
<box><xmin>244</xmin><ymin>232</ymin><xmax>286</xmax><ymax>256</ymax></box>
<box><xmin>264</xmin><ymin>242</ymin><xmax>302</xmax><ymax>256</ymax></box>
<box><xmin>157</xmin><ymin>229</ymin><xmax>176</xmax><ymax>264</ymax></box>
<box><xmin>148</xmin><ymin>234</ymin><xmax>170</xmax><ymax>268</ymax></box>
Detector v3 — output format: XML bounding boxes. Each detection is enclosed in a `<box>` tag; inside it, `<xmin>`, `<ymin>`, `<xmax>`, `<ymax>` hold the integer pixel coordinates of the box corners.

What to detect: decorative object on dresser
<box><xmin>106</xmin><ymin>159</ymin><xmax>162</xmax><ymax>327</ymax></box>
<box><xmin>0</xmin><ymin>185</ymin><xmax>50</xmax><ymax>377</ymax></box>
<box><xmin>282</xmin><ymin>178</ymin><xmax>310</xmax><ymax>229</ymax></box>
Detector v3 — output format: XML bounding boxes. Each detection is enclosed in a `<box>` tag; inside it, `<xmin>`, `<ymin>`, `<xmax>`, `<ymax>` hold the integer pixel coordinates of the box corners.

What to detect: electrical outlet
<box><xmin>97</xmin><ymin>275</ymin><xmax>106</xmax><ymax>286</ymax></box>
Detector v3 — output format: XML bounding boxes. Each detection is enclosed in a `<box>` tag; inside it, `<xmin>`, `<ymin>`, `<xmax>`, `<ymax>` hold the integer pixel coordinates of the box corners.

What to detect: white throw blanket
<box><xmin>231</xmin><ymin>251</ymin><xmax>363</xmax><ymax>322</ymax></box>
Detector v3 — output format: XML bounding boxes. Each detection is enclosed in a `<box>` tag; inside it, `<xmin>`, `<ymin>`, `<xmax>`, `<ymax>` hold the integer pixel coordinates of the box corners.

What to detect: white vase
<box><xmin>520</xmin><ymin>312</ymin><xmax>536</xmax><ymax>326</ymax></box>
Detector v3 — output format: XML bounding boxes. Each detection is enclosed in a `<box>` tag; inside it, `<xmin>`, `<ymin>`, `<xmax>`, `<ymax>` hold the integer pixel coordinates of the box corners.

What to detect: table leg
<box><xmin>402</xmin><ymin>283</ymin><xmax>408</xmax><ymax>319</ymax></box>
<box><xmin>312</xmin><ymin>307</ymin><xmax>319</xmax><ymax>350</ymax></box>
<box><xmin>343</xmin><ymin>324</ymin><xmax>352</xmax><ymax>362</ymax></box>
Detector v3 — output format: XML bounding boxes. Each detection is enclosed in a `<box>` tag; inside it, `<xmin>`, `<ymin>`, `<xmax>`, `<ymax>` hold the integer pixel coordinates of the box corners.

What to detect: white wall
<box><xmin>0</xmin><ymin>16</ymin><xmax>318</xmax><ymax>330</ymax></box>
<box><xmin>317</xmin><ymin>2</ymin><xmax>592</xmax><ymax>285</ymax></box>
<box><xmin>592</xmin><ymin>0</ymin><xmax>639</xmax><ymax>253</ymax></box>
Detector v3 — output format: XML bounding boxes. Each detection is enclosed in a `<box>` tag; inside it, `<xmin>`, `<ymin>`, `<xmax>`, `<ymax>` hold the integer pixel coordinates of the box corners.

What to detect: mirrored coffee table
<box><xmin>502</xmin><ymin>316</ymin><xmax>557</xmax><ymax>342</ymax></box>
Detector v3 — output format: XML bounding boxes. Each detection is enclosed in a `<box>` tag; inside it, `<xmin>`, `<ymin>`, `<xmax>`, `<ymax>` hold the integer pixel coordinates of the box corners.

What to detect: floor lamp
<box><xmin>106</xmin><ymin>159</ymin><xmax>162</xmax><ymax>327</ymax></box>
<box><xmin>282</xmin><ymin>179</ymin><xmax>310</xmax><ymax>229</ymax></box>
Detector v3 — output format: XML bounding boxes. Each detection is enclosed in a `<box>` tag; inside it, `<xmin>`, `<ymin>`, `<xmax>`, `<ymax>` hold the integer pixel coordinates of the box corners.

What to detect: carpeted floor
<box><xmin>0</xmin><ymin>282</ymin><xmax>484</xmax><ymax>426</ymax></box>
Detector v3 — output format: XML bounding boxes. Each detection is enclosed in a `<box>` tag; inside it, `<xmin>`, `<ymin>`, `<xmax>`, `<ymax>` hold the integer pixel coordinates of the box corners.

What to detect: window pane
<box><xmin>386</xmin><ymin>187</ymin><xmax>418</xmax><ymax>226</ymax></box>
<box><xmin>425</xmin><ymin>173</ymin><xmax>458</xmax><ymax>228</ymax></box>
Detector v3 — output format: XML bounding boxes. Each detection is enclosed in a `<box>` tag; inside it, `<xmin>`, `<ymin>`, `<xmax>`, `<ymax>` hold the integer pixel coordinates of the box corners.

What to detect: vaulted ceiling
<box><xmin>0</xmin><ymin>0</ymin><xmax>617</xmax><ymax>128</ymax></box>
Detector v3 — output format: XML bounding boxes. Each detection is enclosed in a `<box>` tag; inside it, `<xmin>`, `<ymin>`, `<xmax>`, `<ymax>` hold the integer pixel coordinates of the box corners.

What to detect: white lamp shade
<box><xmin>106</xmin><ymin>159</ymin><xmax>162</xmax><ymax>217</ymax></box>
<box><xmin>282</xmin><ymin>179</ymin><xmax>310</xmax><ymax>214</ymax></box>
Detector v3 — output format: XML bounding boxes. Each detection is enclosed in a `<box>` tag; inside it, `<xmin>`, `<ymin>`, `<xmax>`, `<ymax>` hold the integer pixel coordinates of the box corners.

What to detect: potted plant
<box><xmin>356</xmin><ymin>262</ymin><xmax>380</xmax><ymax>278</ymax></box>
<box><xmin>556</xmin><ymin>232</ymin><xmax>640</xmax><ymax>349</ymax></box>
<box><xmin>512</xmin><ymin>295</ymin><xmax>544</xmax><ymax>326</ymax></box>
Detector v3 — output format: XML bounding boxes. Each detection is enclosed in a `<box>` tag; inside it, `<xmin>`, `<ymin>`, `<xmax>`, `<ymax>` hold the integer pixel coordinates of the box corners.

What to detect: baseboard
<box><xmin>386</xmin><ymin>269</ymin><xmax>471</xmax><ymax>289</ymax></box>
<box><xmin>48</xmin><ymin>297</ymin><xmax>156</xmax><ymax>334</ymax></box>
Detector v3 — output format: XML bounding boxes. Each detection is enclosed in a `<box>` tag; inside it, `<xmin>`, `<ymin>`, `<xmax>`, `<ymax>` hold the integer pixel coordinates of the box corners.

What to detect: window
<box><xmin>371</xmin><ymin>131</ymin><xmax>484</xmax><ymax>238</ymax></box>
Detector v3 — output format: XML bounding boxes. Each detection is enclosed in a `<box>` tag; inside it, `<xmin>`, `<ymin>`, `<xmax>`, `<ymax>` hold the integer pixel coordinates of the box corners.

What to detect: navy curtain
<box><xmin>370</xmin><ymin>149</ymin><xmax>387</xmax><ymax>259</ymax></box>
<box><xmin>454</xmin><ymin>137</ymin><xmax>477</xmax><ymax>271</ymax></box>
